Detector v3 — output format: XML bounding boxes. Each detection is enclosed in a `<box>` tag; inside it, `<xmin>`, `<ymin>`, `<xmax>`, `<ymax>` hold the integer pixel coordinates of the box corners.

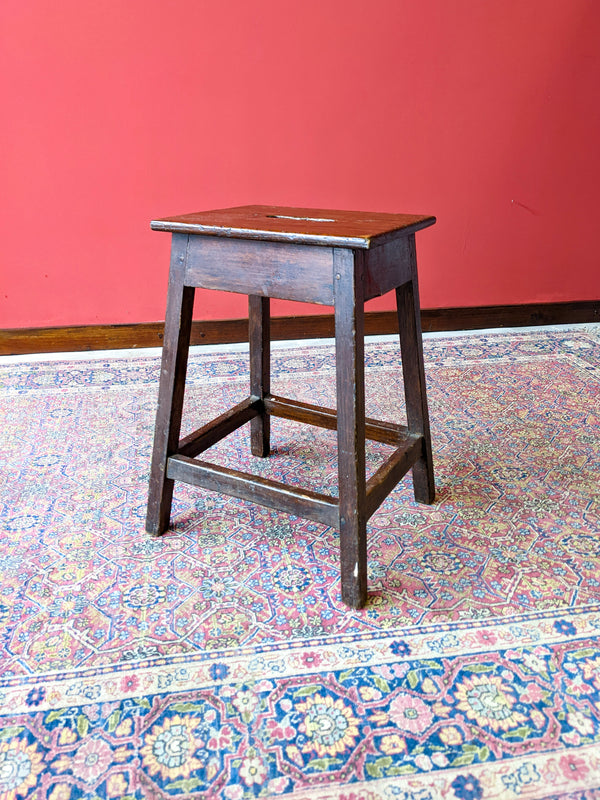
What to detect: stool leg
<box><xmin>249</xmin><ymin>295</ymin><xmax>271</xmax><ymax>457</ymax></box>
<box><xmin>146</xmin><ymin>236</ymin><xmax>195</xmax><ymax>535</ymax></box>
<box><xmin>334</xmin><ymin>249</ymin><xmax>368</xmax><ymax>609</ymax></box>
<box><xmin>395</xmin><ymin>241</ymin><xmax>435</xmax><ymax>505</ymax></box>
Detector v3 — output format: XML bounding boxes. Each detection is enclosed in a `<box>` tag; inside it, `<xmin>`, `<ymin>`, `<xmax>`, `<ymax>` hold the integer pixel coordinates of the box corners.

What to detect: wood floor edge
<box><xmin>1</xmin><ymin>301</ymin><xmax>599</xmax><ymax>356</ymax></box>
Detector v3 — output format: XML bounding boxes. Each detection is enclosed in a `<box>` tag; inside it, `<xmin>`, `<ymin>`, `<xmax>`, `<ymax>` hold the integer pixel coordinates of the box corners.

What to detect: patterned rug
<box><xmin>1</xmin><ymin>327</ymin><xmax>599</xmax><ymax>799</ymax></box>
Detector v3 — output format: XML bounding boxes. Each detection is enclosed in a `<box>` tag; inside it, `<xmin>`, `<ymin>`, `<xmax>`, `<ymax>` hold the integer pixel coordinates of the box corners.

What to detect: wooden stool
<box><xmin>146</xmin><ymin>206</ymin><xmax>436</xmax><ymax>608</ymax></box>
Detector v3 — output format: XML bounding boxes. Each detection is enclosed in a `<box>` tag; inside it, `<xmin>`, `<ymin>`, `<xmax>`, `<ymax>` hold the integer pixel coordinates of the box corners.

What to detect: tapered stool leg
<box><xmin>396</xmin><ymin>238</ymin><xmax>435</xmax><ymax>505</ymax></box>
<box><xmin>249</xmin><ymin>295</ymin><xmax>271</xmax><ymax>457</ymax></box>
<box><xmin>334</xmin><ymin>249</ymin><xmax>368</xmax><ymax>609</ymax></box>
<box><xmin>146</xmin><ymin>236</ymin><xmax>195</xmax><ymax>535</ymax></box>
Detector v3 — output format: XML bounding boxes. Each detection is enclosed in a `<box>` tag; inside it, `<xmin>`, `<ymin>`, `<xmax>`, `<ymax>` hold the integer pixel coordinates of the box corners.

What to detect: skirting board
<box><xmin>1</xmin><ymin>301</ymin><xmax>599</xmax><ymax>356</ymax></box>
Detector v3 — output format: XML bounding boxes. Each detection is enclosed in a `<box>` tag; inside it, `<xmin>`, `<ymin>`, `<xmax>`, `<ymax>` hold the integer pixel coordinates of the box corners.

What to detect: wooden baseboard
<box><xmin>1</xmin><ymin>301</ymin><xmax>598</xmax><ymax>356</ymax></box>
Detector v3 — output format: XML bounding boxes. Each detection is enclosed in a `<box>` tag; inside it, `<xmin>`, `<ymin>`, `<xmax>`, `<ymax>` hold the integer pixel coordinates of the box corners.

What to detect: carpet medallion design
<box><xmin>0</xmin><ymin>328</ymin><xmax>599</xmax><ymax>798</ymax></box>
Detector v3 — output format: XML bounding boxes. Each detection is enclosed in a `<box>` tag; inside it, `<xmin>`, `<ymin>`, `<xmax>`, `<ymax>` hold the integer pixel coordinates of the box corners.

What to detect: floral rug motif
<box><xmin>0</xmin><ymin>327</ymin><xmax>599</xmax><ymax>799</ymax></box>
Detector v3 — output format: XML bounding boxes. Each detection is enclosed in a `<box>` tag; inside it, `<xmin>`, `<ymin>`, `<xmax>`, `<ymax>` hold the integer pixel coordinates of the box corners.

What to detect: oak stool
<box><xmin>146</xmin><ymin>206</ymin><xmax>436</xmax><ymax>608</ymax></box>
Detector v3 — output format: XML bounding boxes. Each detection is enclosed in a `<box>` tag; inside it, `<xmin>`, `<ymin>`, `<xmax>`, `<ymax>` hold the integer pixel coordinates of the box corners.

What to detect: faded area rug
<box><xmin>1</xmin><ymin>327</ymin><xmax>599</xmax><ymax>799</ymax></box>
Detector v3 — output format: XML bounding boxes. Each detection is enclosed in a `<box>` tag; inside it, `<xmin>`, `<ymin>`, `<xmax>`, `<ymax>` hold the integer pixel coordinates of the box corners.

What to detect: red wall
<box><xmin>2</xmin><ymin>0</ymin><xmax>599</xmax><ymax>329</ymax></box>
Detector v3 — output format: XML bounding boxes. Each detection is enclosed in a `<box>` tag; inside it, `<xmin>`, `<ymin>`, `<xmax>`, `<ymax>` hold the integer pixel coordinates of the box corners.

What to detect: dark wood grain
<box><xmin>145</xmin><ymin>234</ymin><xmax>195</xmax><ymax>535</ymax></box>
<box><xmin>249</xmin><ymin>295</ymin><xmax>270</xmax><ymax>457</ymax></box>
<box><xmin>264</xmin><ymin>395</ymin><xmax>409</xmax><ymax>446</ymax></box>
<box><xmin>364</xmin><ymin>237</ymin><xmax>413</xmax><ymax>301</ymax></box>
<box><xmin>334</xmin><ymin>248</ymin><xmax>368</xmax><ymax>609</ymax></box>
<box><xmin>178</xmin><ymin>397</ymin><xmax>260</xmax><ymax>458</ymax></box>
<box><xmin>184</xmin><ymin>237</ymin><xmax>335</xmax><ymax>304</ymax></box>
<box><xmin>142</xmin><ymin>205</ymin><xmax>440</xmax><ymax>607</ymax></box>
<box><xmin>419</xmin><ymin>301</ymin><xmax>600</xmax><ymax>331</ymax></box>
<box><xmin>396</xmin><ymin>238</ymin><xmax>435</xmax><ymax>505</ymax></box>
<box><xmin>167</xmin><ymin>455</ymin><xmax>339</xmax><ymax>528</ymax></box>
<box><xmin>152</xmin><ymin>205</ymin><xmax>436</xmax><ymax>249</ymax></box>
<box><xmin>4</xmin><ymin>302</ymin><xmax>598</xmax><ymax>355</ymax></box>
<box><xmin>365</xmin><ymin>436</ymin><xmax>422</xmax><ymax>519</ymax></box>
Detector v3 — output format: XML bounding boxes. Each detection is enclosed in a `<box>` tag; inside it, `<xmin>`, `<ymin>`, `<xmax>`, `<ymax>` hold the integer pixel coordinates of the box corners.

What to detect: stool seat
<box><xmin>146</xmin><ymin>205</ymin><xmax>436</xmax><ymax>609</ymax></box>
<box><xmin>150</xmin><ymin>204</ymin><xmax>436</xmax><ymax>248</ymax></box>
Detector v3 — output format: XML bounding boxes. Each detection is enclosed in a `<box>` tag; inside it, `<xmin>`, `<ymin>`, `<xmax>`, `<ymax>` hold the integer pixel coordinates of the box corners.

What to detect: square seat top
<box><xmin>151</xmin><ymin>205</ymin><xmax>436</xmax><ymax>249</ymax></box>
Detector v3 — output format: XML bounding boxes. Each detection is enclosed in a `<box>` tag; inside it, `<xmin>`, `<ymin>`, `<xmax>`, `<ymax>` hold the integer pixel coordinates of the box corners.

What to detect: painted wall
<box><xmin>1</xmin><ymin>0</ymin><xmax>599</xmax><ymax>329</ymax></box>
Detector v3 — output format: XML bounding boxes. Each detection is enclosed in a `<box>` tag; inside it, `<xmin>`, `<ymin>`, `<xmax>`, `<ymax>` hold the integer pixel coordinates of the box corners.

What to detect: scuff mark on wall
<box><xmin>511</xmin><ymin>200</ymin><xmax>540</xmax><ymax>216</ymax></box>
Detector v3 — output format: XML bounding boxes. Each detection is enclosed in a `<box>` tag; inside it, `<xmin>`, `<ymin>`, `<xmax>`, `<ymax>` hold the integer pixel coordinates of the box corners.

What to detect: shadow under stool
<box><xmin>145</xmin><ymin>205</ymin><xmax>436</xmax><ymax>609</ymax></box>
